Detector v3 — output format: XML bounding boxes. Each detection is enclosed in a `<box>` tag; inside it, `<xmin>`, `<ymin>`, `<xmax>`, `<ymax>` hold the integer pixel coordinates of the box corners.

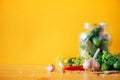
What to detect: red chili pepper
<box><xmin>63</xmin><ymin>66</ymin><xmax>84</xmax><ymax>71</ymax></box>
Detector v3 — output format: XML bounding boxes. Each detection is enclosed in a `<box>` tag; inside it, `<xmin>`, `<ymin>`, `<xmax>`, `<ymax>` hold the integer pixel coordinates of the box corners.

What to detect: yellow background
<box><xmin>0</xmin><ymin>0</ymin><xmax>120</xmax><ymax>65</ymax></box>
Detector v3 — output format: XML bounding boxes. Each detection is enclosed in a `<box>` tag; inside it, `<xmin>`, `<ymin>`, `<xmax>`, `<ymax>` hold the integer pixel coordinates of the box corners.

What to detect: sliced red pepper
<box><xmin>63</xmin><ymin>66</ymin><xmax>84</xmax><ymax>71</ymax></box>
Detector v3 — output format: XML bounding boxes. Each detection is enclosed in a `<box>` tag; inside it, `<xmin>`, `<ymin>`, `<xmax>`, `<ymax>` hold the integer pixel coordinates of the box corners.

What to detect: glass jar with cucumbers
<box><xmin>79</xmin><ymin>23</ymin><xmax>111</xmax><ymax>63</ymax></box>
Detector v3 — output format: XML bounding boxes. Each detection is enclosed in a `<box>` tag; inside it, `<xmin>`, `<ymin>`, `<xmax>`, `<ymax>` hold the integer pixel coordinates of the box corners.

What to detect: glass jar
<box><xmin>79</xmin><ymin>23</ymin><xmax>111</xmax><ymax>60</ymax></box>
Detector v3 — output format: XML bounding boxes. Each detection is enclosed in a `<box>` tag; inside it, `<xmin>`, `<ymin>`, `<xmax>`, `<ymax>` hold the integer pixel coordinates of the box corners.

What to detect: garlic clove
<box><xmin>46</xmin><ymin>64</ymin><xmax>55</xmax><ymax>72</ymax></box>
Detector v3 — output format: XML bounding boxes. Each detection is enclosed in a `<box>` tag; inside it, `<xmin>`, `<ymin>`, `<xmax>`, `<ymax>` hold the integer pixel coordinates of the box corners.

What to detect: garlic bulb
<box><xmin>91</xmin><ymin>59</ymin><xmax>100</xmax><ymax>70</ymax></box>
<box><xmin>83</xmin><ymin>59</ymin><xmax>100</xmax><ymax>71</ymax></box>
<box><xmin>83</xmin><ymin>48</ymin><xmax>100</xmax><ymax>71</ymax></box>
<box><xmin>83</xmin><ymin>59</ymin><xmax>93</xmax><ymax>70</ymax></box>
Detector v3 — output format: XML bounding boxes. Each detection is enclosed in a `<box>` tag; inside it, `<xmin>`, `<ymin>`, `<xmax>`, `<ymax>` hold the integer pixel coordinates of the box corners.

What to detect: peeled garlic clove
<box><xmin>83</xmin><ymin>59</ymin><xmax>93</xmax><ymax>70</ymax></box>
<box><xmin>58</xmin><ymin>61</ymin><xmax>64</xmax><ymax>68</ymax></box>
<box><xmin>58</xmin><ymin>61</ymin><xmax>68</xmax><ymax>68</ymax></box>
